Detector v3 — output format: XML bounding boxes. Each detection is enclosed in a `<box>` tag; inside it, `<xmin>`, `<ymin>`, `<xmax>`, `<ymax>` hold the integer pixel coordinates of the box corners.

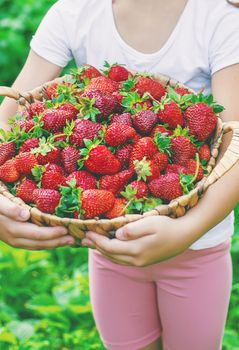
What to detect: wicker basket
<box><xmin>0</xmin><ymin>73</ymin><xmax>239</xmax><ymax>240</ymax></box>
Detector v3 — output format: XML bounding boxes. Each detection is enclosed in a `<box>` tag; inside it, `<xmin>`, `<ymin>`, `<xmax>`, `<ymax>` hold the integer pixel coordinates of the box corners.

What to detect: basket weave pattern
<box><xmin>0</xmin><ymin>73</ymin><xmax>239</xmax><ymax>239</ymax></box>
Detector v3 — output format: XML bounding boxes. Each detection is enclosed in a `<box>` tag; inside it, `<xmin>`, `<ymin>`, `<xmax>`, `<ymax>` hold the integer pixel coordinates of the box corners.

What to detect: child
<box><xmin>0</xmin><ymin>0</ymin><xmax>239</xmax><ymax>349</ymax></box>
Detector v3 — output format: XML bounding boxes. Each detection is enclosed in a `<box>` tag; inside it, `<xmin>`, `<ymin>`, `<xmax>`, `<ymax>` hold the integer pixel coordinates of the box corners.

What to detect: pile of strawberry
<box><xmin>0</xmin><ymin>63</ymin><xmax>224</xmax><ymax>220</ymax></box>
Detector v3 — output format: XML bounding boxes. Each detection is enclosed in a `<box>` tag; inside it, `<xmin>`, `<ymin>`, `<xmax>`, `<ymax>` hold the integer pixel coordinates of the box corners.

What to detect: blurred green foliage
<box><xmin>0</xmin><ymin>0</ymin><xmax>239</xmax><ymax>349</ymax></box>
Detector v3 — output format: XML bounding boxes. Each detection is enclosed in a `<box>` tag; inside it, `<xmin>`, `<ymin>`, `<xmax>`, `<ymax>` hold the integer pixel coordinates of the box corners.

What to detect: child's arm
<box><xmin>0</xmin><ymin>49</ymin><xmax>62</xmax><ymax>128</ymax></box>
<box><xmin>82</xmin><ymin>64</ymin><xmax>239</xmax><ymax>266</ymax></box>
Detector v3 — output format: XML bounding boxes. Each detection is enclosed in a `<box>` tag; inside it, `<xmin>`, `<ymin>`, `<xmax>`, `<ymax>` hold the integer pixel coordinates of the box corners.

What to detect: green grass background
<box><xmin>0</xmin><ymin>1</ymin><xmax>239</xmax><ymax>348</ymax></box>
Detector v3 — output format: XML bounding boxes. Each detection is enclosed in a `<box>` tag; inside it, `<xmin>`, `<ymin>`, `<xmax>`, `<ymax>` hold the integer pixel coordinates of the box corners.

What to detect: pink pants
<box><xmin>89</xmin><ymin>239</ymin><xmax>232</xmax><ymax>350</ymax></box>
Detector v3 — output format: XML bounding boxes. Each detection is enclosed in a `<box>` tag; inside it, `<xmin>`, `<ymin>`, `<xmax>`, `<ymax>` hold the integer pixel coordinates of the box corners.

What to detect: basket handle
<box><xmin>202</xmin><ymin>121</ymin><xmax>239</xmax><ymax>191</ymax></box>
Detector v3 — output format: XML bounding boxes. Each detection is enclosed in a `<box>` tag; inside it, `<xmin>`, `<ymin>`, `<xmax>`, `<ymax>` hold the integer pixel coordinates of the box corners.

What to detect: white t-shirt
<box><xmin>30</xmin><ymin>0</ymin><xmax>239</xmax><ymax>250</ymax></box>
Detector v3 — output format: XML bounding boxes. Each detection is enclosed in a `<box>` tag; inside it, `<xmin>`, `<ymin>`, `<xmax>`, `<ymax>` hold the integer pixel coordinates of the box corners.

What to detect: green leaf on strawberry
<box><xmin>56</xmin><ymin>179</ymin><xmax>84</xmax><ymax>218</ymax></box>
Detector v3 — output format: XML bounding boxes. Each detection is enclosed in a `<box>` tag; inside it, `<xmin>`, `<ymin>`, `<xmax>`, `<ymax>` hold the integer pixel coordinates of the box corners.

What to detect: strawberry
<box><xmin>14</xmin><ymin>119</ymin><xmax>35</xmax><ymax>132</ymax></box>
<box><xmin>33</xmin><ymin>189</ymin><xmax>61</xmax><ymax>214</ymax></box>
<box><xmin>111</xmin><ymin>113</ymin><xmax>133</xmax><ymax>126</ymax></box>
<box><xmin>53</xmin><ymin>132</ymin><xmax>67</xmax><ymax>143</ymax></box>
<box><xmin>134</xmin><ymin>157</ymin><xmax>160</xmax><ymax>182</ymax></box>
<box><xmin>115</xmin><ymin>144</ymin><xmax>133</xmax><ymax>169</ymax></box>
<box><xmin>190</xmin><ymin>143</ymin><xmax>197</xmax><ymax>158</ymax></box>
<box><xmin>121</xmin><ymin>91</ymin><xmax>152</xmax><ymax>114</ymax></box>
<box><xmin>157</xmin><ymin>101</ymin><xmax>183</xmax><ymax>129</ymax></box>
<box><xmin>105</xmin><ymin>122</ymin><xmax>136</xmax><ymax>147</ymax></box>
<box><xmin>42</xmin><ymin>170</ymin><xmax>66</xmax><ymax>190</ymax></box>
<box><xmin>69</xmin><ymin>119</ymin><xmax>102</xmax><ymax>148</ymax></box>
<box><xmin>175</xmin><ymin>87</ymin><xmax>191</xmax><ymax>96</ymax></box>
<box><xmin>129</xmin><ymin>180</ymin><xmax>149</xmax><ymax>198</ymax></box>
<box><xmin>152</xmin><ymin>152</ymin><xmax>168</xmax><ymax>172</ymax></box>
<box><xmin>15</xmin><ymin>152</ymin><xmax>38</xmax><ymax>174</ymax></box>
<box><xmin>149</xmin><ymin>173</ymin><xmax>183</xmax><ymax>201</ymax></box>
<box><xmin>46</xmin><ymin>82</ymin><xmax>58</xmax><ymax>99</ymax></box>
<box><xmin>171</xmin><ymin>136</ymin><xmax>192</xmax><ymax>166</ymax></box>
<box><xmin>105</xmin><ymin>198</ymin><xmax>127</xmax><ymax>219</ymax></box>
<box><xmin>16</xmin><ymin>179</ymin><xmax>38</xmax><ymax>203</ymax></box>
<box><xmin>135</xmin><ymin>76</ymin><xmax>166</xmax><ymax>101</ymax></box>
<box><xmin>81</xmin><ymin>189</ymin><xmax>115</xmax><ymax>219</ymax></box>
<box><xmin>104</xmin><ymin>62</ymin><xmax>130</xmax><ymax>82</ymax></box>
<box><xmin>198</xmin><ymin>144</ymin><xmax>211</xmax><ymax>163</ymax></box>
<box><xmin>77</xmin><ymin>64</ymin><xmax>101</xmax><ymax>81</ymax></box>
<box><xmin>0</xmin><ymin>159</ymin><xmax>20</xmax><ymax>183</ymax></box>
<box><xmin>100</xmin><ymin>169</ymin><xmax>134</xmax><ymax>196</ymax></box>
<box><xmin>46</xmin><ymin>163</ymin><xmax>64</xmax><ymax>175</ymax></box>
<box><xmin>185</xmin><ymin>159</ymin><xmax>204</xmax><ymax>181</ymax></box>
<box><xmin>133</xmin><ymin>110</ymin><xmax>158</xmax><ymax>135</ymax></box>
<box><xmin>84</xmin><ymin>145</ymin><xmax>121</xmax><ymax>175</ymax></box>
<box><xmin>184</xmin><ymin>103</ymin><xmax>217</xmax><ymax>141</ymax></box>
<box><xmin>42</xmin><ymin>109</ymin><xmax>75</xmax><ymax>133</ymax></box>
<box><xmin>130</xmin><ymin>137</ymin><xmax>158</xmax><ymax>167</ymax></box>
<box><xmin>58</xmin><ymin>103</ymin><xmax>79</xmax><ymax>119</ymax></box>
<box><xmin>19</xmin><ymin>138</ymin><xmax>39</xmax><ymax>153</ymax></box>
<box><xmin>66</xmin><ymin>171</ymin><xmax>97</xmax><ymax>190</ymax></box>
<box><xmin>0</xmin><ymin>142</ymin><xmax>16</xmax><ymax>166</ymax></box>
<box><xmin>81</xmin><ymin>90</ymin><xmax>117</xmax><ymax>121</ymax></box>
<box><xmin>85</xmin><ymin>76</ymin><xmax>119</xmax><ymax>94</ymax></box>
<box><xmin>150</xmin><ymin>125</ymin><xmax>172</xmax><ymax>138</ymax></box>
<box><xmin>29</xmin><ymin>102</ymin><xmax>46</xmax><ymax>117</ymax></box>
<box><xmin>61</xmin><ymin>146</ymin><xmax>80</xmax><ymax>174</ymax></box>
<box><xmin>165</xmin><ymin>164</ymin><xmax>190</xmax><ymax>175</ymax></box>
<box><xmin>32</xmin><ymin>140</ymin><xmax>61</xmax><ymax>165</ymax></box>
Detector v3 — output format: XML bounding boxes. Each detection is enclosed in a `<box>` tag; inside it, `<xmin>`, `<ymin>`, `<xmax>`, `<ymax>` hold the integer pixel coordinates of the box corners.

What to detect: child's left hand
<box><xmin>81</xmin><ymin>216</ymin><xmax>194</xmax><ymax>266</ymax></box>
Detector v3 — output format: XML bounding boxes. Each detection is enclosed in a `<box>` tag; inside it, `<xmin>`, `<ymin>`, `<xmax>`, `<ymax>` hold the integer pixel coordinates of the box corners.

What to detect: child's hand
<box><xmin>82</xmin><ymin>216</ymin><xmax>193</xmax><ymax>266</ymax></box>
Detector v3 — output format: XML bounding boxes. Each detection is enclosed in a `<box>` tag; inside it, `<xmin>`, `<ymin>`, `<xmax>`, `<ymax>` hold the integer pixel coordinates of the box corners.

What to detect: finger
<box><xmin>81</xmin><ymin>238</ymin><xmax>96</xmax><ymax>249</ymax></box>
<box><xmin>14</xmin><ymin>235</ymin><xmax>75</xmax><ymax>250</ymax></box>
<box><xmin>85</xmin><ymin>231</ymin><xmax>138</xmax><ymax>256</ymax></box>
<box><xmin>95</xmin><ymin>245</ymin><xmax>135</xmax><ymax>266</ymax></box>
<box><xmin>0</xmin><ymin>195</ymin><xmax>30</xmax><ymax>221</ymax></box>
<box><xmin>115</xmin><ymin>217</ymin><xmax>158</xmax><ymax>240</ymax></box>
<box><xmin>8</xmin><ymin>220</ymin><xmax>68</xmax><ymax>240</ymax></box>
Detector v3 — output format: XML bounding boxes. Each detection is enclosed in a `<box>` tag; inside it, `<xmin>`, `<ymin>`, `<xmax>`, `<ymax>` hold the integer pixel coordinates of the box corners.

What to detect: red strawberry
<box><xmin>100</xmin><ymin>169</ymin><xmax>134</xmax><ymax>196</ymax></box>
<box><xmin>105</xmin><ymin>198</ymin><xmax>127</xmax><ymax>219</ymax></box>
<box><xmin>15</xmin><ymin>152</ymin><xmax>38</xmax><ymax>174</ymax></box>
<box><xmin>105</xmin><ymin>122</ymin><xmax>136</xmax><ymax>147</ymax></box>
<box><xmin>190</xmin><ymin>143</ymin><xmax>197</xmax><ymax>158</ymax></box>
<box><xmin>46</xmin><ymin>82</ymin><xmax>58</xmax><ymax>99</ymax></box>
<box><xmin>149</xmin><ymin>173</ymin><xmax>183</xmax><ymax>201</ymax></box>
<box><xmin>130</xmin><ymin>137</ymin><xmax>158</xmax><ymax>167</ymax></box>
<box><xmin>158</xmin><ymin>101</ymin><xmax>183</xmax><ymax>129</ymax></box>
<box><xmin>66</xmin><ymin>171</ymin><xmax>97</xmax><ymax>190</ymax></box>
<box><xmin>107</xmin><ymin>64</ymin><xmax>130</xmax><ymax>82</ymax></box>
<box><xmin>81</xmin><ymin>189</ymin><xmax>115</xmax><ymax>219</ymax></box>
<box><xmin>198</xmin><ymin>144</ymin><xmax>211</xmax><ymax>163</ymax></box>
<box><xmin>29</xmin><ymin>102</ymin><xmax>46</xmax><ymax>117</ymax></box>
<box><xmin>33</xmin><ymin>189</ymin><xmax>61</xmax><ymax>214</ymax></box>
<box><xmin>19</xmin><ymin>138</ymin><xmax>39</xmax><ymax>153</ymax></box>
<box><xmin>133</xmin><ymin>110</ymin><xmax>158</xmax><ymax>135</ymax></box>
<box><xmin>81</xmin><ymin>90</ymin><xmax>117</xmax><ymax>121</ymax></box>
<box><xmin>85</xmin><ymin>76</ymin><xmax>119</xmax><ymax>94</ymax></box>
<box><xmin>0</xmin><ymin>142</ymin><xmax>16</xmax><ymax>166</ymax></box>
<box><xmin>61</xmin><ymin>146</ymin><xmax>80</xmax><ymax>174</ymax></box>
<box><xmin>115</xmin><ymin>144</ymin><xmax>133</xmax><ymax>169</ymax></box>
<box><xmin>46</xmin><ymin>163</ymin><xmax>64</xmax><ymax>175</ymax></box>
<box><xmin>33</xmin><ymin>142</ymin><xmax>61</xmax><ymax>165</ymax></box>
<box><xmin>42</xmin><ymin>170</ymin><xmax>66</xmax><ymax>190</ymax></box>
<box><xmin>16</xmin><ymin>179</ymin><xmax>38</xmax><ymax>203</ymax></box>
<box><xmin>0</xmin><ymin>159</ymin><xmax>20</xmax><ymax>183</ymax></box>
<box><xmin>129</xmin><ymin>180</ymin><xmax>149</xmax><ymax>199</ymax></box>
<box><xmin>53</xmin><ymin>132</ymin><xmax>67</xmax><ymax>142</ymax></box>
<box><xmin>14</xmin><ymin>119</ymin><xmax>35</xmax><ymax>132</ymax></box>
<box><xmin>151</xmin><ymin>125</ymin><xmax>172</xmax><ymax>138</ymax></box>
<box><xmin>84</xmin><ymin>145</ymin><xmax>121</xmax><ymax>175</ymax></box>
<box><xmin>78</xmin><ymin>64</ymin><xmax>101</xmax><ymax>81</ymax></box>
<box><xmin>69</xmin><ymin>119</ymin><xmax>102</xmax><ymax>148</ymax></box>
<box><xmin>171</xmin><ymin>136</ymin><xmax>192</xmax><ymax>166</ymax></box>
<box><xmin>175</xmin><ymin>87</ymin><xmax>191</xmax><ymax>96</ymax></box>
<box><xmin>135</xmin><ymin>76</ymin><xmax>166</xmax><ymax>101</ymax></box>
<box><xmin>152</xmin><ymin>152</ymin><xmax>169</xmax><ymax>172</ymax></box>
<box><xmin>134</xmin><ymin>157</ymin><xmax>160</xmax><ymax>182</ymax></box>
<box><xmin>112</xmin><ymin>90</ymin><xmax>124</xmax><ymax>111</ymax></box>
<box><xmin>111</xmin><ymin>113</ymin><xmax>133</xmax><ymax>126</ymax></box>
<box><xmin>184</xmin><ymin>103</ymin><xmax>217</xmax><ymax>141</ymax></box>
<box><xmin>165</xmin><ymin>164</ymin><xmax>190</xmax><ymax>175</ymax></box>
<box><xmin>58</xmin><ymin>103</ymin><xmax>79</xmax><ymax>119</ymax></box>
<box><xmin>42</xmin><ymin>109</ymin><xmax>75</xmax><ymax>133</ymax></box>
<box><xmin>185</xmin><ymin>159</ymin><xmax>204</xmax><ymax>181</ymax></box>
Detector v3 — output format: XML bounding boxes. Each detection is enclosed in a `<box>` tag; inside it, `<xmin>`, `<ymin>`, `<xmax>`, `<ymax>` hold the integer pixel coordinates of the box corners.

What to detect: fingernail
<box><xmin>116</xmin><ymin>229</ymin><xmax>124</xmax><ymax>239</ymax></box>
<box><xmin>58</xmin><ymin>227</ymin><xmax>68</xmax><ymax>235</ymax></box>
<box><xmin>20</xmin><ymin>209</ymin><xmax>30</xmax><ymax>220</ymax></box>
<box><xmin>82</xmin><ymin>239</ymin><xmax>95</xmax><ymax>249</ymax></box>
<box><xmin>63</xmin><ymin>237</ymin><xmax>75</xmax><ymax>245</ymax></box>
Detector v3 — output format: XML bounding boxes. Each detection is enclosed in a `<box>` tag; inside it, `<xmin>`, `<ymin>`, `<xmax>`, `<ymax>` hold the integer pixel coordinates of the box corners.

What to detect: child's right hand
<box><xmin>0</xmin><ymin>194</ymin><xmax>75</xmax><ymax>250</ymax></box>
